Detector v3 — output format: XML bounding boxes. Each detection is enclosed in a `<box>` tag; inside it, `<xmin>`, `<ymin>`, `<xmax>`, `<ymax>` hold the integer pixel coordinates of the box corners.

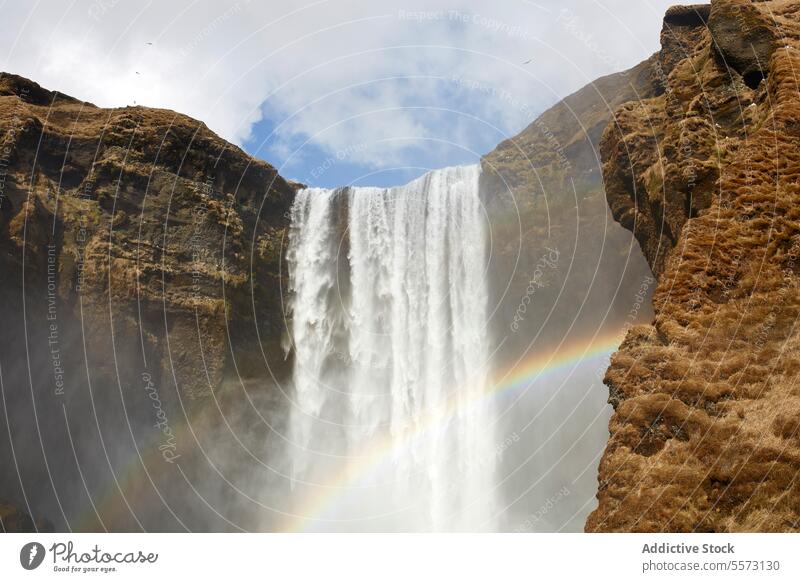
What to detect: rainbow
<box><xmin>77</xmin><ymin>330</ymin><xmax>623</xmax><ymax>532</ymax></box>
<box><xmin>279</xmin><ymin>329</ymin><xmax>623</xmax><ymax>532</ymax></box>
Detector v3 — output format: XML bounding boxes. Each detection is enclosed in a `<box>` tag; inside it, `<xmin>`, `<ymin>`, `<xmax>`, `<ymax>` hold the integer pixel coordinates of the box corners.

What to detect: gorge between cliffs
<box><xmin>2</xmin><ymin>0</ymin><xmax>800</xmax><ymax>534</ymax></box>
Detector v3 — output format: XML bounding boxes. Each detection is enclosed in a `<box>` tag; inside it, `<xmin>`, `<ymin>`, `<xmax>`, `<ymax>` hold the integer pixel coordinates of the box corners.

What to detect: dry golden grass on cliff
<box><xmin>589</xmin><ymin>0</ymin><xmax>800</xmax><ymax>532</ymax></box>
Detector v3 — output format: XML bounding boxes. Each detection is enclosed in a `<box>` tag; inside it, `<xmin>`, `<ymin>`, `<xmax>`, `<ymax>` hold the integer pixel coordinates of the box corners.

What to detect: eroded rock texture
<box><xmin>0</xmin><ymin>73</ymin><xmax>296</xmax><ymax>531</ymax></box>
<box><xmin>588</xmin><ymin>0</ymin><xmax>800</xmax><ymax>532</ymax></box>
<box><xmin>0</xmin><ymin>73</ymin><xmax>296</xmax><ymax>399</ymax></box>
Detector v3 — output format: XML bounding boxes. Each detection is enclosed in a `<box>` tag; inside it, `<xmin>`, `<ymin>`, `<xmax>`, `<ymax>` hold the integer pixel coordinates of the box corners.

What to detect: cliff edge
<box><xmin>588</xmin><ymin>0</ymin><xmax>800</xmax><ymax>531</ymax></box>
<box><xmin>0</xmin><ymin>73</ymin><xmax>296</xmax><ymax>531</ymax></box>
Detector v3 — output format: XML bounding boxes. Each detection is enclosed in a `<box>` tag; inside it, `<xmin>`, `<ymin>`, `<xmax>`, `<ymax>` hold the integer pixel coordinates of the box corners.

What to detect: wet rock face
<box><xmin>0</xmin><ymin>73</ymin><xmax>298</xmax><ymax>530</ymax></box>
<box><xmin>589</xmin><ymin>0</ymin><xmax>800</xmax><ymax>532</ymax></box>
<box><xmin>0</xmin><ymin>73</ymin><xmax>296</xmax><ymax>405</ymax></box>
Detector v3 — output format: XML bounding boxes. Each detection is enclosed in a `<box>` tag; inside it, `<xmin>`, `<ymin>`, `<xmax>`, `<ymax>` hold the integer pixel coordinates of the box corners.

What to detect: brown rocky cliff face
<box><xmin>588</xmin><ymin>0</ymin><xmax>800</xmax><ymax>531</ymax></box>
<box><xmin>0</xmin><ymin>73</ymin><xmax>296</xmax><ymax>530</ymax></box>
<box><xmin>0</xmin><ymin>73</ymin><xmax>295</xmax><ymax>401</ymax></box>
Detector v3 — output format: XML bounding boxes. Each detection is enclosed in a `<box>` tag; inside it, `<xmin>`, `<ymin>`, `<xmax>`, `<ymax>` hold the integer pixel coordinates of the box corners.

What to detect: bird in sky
<box><xmin>523</xmin><ymin>58</ymin><xmax>533</xmax><ymax>64</ymax></box>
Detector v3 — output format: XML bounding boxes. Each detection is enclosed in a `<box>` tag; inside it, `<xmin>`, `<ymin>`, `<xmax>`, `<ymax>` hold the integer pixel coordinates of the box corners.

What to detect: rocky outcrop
<box><xmin>0</xmin><ymin>73</ymin><xmax>296</xmax><ymax>530</ymax></box>
<box><xmin>588</xmin><ymin>0</ymin><xmax>800</xmax><ymax>531</ymax></box>
<box><xmin>0</xmin><ymin>72</ymin><xmax>295</xmax><ymax>399</ymax></box>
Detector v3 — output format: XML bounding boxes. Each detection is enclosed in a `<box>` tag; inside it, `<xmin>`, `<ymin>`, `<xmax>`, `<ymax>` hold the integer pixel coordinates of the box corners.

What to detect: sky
<box><xmin>0</xmin><ymin>0</ymin><xmax>684</xmax><ymax>188</ymax></box>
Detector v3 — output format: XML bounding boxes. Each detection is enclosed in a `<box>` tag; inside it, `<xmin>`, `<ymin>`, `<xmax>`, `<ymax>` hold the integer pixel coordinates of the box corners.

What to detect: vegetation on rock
<box><xmin>588</xmin><ymin>0</ymin><xmax>800</xmax><ymax>532</ymax></box>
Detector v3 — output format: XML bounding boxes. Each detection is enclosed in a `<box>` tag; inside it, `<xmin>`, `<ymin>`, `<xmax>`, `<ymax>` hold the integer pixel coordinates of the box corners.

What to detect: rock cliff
<box><xmin>588</xmin><ymin>0</ymin><xmax>800</xmax><ymax>531</ymax></box>
<box><xmin>0</xmin><ymin>73</ymin><xmax>296</xmax><ymax>531</ymax></box>
<box><xmin>0</xmin><ymin>73</ymin><xmax>296</xmax><ymax>398</ymax></box>
<box><xmin>4</xmin><ymin>0</ymin><xmax>799</xmax><ymax>531</ymax></box>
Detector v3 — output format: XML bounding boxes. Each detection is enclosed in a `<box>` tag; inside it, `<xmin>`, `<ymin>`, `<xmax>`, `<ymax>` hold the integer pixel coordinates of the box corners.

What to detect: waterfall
<box><xmin>286</xmin><ymin>165</ymin><xmax>497</xmax><ymax>531</ymax></box>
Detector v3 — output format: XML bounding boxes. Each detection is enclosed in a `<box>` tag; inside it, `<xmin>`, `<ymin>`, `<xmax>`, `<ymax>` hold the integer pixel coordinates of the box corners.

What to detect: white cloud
<box><xmin>0</xmin><ymin>0</ymin><xmax>684</xmax><ymax>174</ymax></box>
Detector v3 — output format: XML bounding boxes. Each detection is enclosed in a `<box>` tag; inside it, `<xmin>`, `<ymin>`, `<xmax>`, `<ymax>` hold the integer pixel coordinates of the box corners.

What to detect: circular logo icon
<box><xmin>20</xmin><ymin>542</ymin><xmax>46</xmax><ymax>570</ymax></box>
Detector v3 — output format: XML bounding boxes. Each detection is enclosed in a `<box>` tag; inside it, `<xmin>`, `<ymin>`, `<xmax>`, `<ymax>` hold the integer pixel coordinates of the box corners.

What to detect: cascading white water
<box><xmin>286</xmin><ymin>165</ymin><xmax>497</xmax><ymax>531</ymax></box>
